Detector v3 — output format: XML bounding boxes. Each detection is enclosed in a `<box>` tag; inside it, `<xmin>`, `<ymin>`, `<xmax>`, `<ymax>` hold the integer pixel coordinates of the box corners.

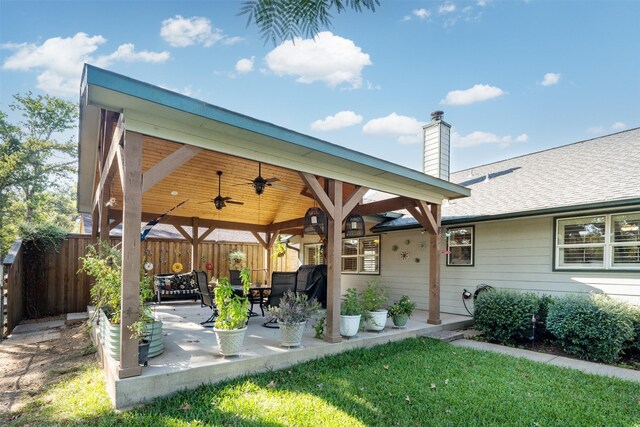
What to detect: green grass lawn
<box><xmin>10</xmin><ymin>337</ymin><xmax>640</xmax><ymax>426</ymax></box>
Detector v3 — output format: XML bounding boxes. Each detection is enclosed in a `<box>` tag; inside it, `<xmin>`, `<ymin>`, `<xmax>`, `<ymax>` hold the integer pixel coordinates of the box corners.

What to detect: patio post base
<box><xmin>427</xmin><ymin>318</ymin><xmax>442</xmax><ymax>325</ymax></box>
<box><xmin>118</xmin><ymin>365</ymin><xmax>142</xmax><ymax>379</ymax></box>
<box><xmin>324</xmin><ymin>334</ymin><xmax>342</xmax><ymax>343</ymax></box>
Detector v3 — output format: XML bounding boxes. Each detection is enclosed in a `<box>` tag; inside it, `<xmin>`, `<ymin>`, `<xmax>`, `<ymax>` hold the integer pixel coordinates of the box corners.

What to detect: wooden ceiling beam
<box><xmin>198</xmin><ymin>225</ymin><xmax>216</xmax><ymax>242</ymax></box>
<box><xmin>109</xmin><ymin>210</ymin><xmax>269</xmax><ymax>232</ymax></box>
<box><xmin>341</xmin><ymin>186</ymin><xmax>369</xmax><ymax>220</ymax></box>
<box><xmin>142</xmin><ymin>144</ymin><xmax>202</xmax><ymax>193</ymax></box>
<box><xmin>417</xmin><ymin>201</ymin><xmax>438</xmax><ymax>235</ymax></box>
<box><xmin>266</xmin><ymin>217</ymin><xmax>305</xmax><ymax>232</ymax></box>
<box><xmin>298</xmin><ymin>172</ymin><xmax>335</xmax><ymax>219</ymax></box>
<box><xmin>173</xmin><ymin>224</ymin><xmax>193</xmax><ymax>243</ymax></box>
<box><xmin>92</xmin><ymin>114</ymin><xmax>124</xmax><ymax>210</ymax></box>
<box><xmin>350</xmin><ymin>196</ymin><xmax>414</xmax><ymax>216</ymax></box>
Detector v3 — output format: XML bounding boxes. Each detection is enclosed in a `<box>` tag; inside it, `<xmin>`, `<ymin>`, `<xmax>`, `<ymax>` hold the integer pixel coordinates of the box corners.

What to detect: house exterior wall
<box><xmin>440</xmin><ymin>214</ymin><xmax>640</xmax><ymax>315</ymax></box>
<box><xmin>294</xmin><ymin>207</ymin><xmax>640</xmax><ymax>317</ymax></box>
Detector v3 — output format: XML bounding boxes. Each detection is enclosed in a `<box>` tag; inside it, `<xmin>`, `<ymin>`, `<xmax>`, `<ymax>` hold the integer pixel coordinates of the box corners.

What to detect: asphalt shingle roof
<box><xmin>373</xmin><ymin>128</ymin><xmax>640</xmax><ymax>230</ymax></box>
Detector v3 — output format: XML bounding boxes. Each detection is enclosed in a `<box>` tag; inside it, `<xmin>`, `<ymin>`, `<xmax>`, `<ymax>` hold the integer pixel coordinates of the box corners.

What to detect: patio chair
<box><xmin>295</xmin><ymin>265</ymin><xmax>327</xmax><ymax>308</ymax></box>
<box><xmin>262</xmin><ymin>271</ymin><xmax>297</xmax><ymax>328</ymax></box>
<box><xmin>229</xmin><ymin>269</ymin><xmax>242</xmax><ymax>287</ymax></box>
<box><xmin>194</xmin><ymin>270</ymin><xmax>217</xmax><ymax>327</ymax></box>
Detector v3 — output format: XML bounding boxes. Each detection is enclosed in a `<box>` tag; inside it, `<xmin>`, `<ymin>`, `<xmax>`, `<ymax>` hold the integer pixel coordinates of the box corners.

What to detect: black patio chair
<box><xmin>262</xmin><ymin>271</ymin><xmax>297</xmax><ymax>328</ymax></box>
<box><xmin>194</xmin><ymin>270</ymin><xmax>217</xmax><ymax>327</ymax></box>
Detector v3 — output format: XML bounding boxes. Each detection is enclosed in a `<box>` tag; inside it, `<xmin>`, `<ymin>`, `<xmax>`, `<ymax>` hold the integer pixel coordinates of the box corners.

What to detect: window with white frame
<box><xmin>555</xmin><ymin>211</ymin><xmax>640</xmax><ymax>270</ymax></box>
<box><xmin>341</xmin><ymin>236</ymin><xmax>380</xmax><ymax>274</ymax></box>
<box><xmin>303</xmin><ymin>243</ymin><xmax>324</xmax><ymax>265</ymax></box>
<box><xmin>446</xmin><ymin>226</ymin><xmax>474</xmax><ymax>266</ymax></box>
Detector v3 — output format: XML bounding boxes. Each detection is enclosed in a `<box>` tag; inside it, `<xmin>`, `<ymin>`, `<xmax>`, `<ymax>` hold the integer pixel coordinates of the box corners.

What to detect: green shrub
<box><xmin>547</xmin><ymin>294</ymin><xmax>634</xmax><ymax>363</ymax></box>
<box><xmin>623</xmin><ymin>304</ymin><xmax>640</xmax><ymax>352</ymax></box>
<box><xmin>474</xmin><ymin>289</ymin><xmax>540</xmax><ymax>345</ymax></box>
<box><xmin>536</xmin><ymin>294</ymin><xmax>556</xmax><ymax>341</ymax></box>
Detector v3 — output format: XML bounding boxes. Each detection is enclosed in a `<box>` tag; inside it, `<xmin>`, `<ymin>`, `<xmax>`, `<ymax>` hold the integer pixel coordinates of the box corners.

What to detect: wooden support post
<box><xmin>99</xmin><ymin>184</ymin><xmax>111</xmax><ymax>242</ymax></box>
<box><xmin>191</xmin><ymin>217</ymin><xmax>199</xmax><ymax>271</ymax></box>
<box><xmin>90</xmin><ymin>206</ymin><xmax>99</xmax><ymax>244</ymax></box>
<box><xmin>118</xmin><ymin>131</ymin><xmax>143</xmax><ymax>379</ymax></box>
<box><xmin>325</xmin><ymin>179</ymin><xmax>343</xmax><ymax>343</ymax></box>
<box><xmin>427</xmin><ymin>204</ymin><xmax>442</xmax><ymax>325</ymax></box>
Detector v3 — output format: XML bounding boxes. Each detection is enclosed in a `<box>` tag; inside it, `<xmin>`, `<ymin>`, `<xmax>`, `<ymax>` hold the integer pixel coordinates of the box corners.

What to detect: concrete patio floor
<box><xmin>100</xmin><ymin>301</ymin><xmax>473</xmax><ymax>409</ymax></box>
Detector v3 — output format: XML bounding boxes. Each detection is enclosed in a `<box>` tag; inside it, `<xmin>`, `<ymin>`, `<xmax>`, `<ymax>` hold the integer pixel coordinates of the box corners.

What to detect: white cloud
<box><xmin>222</xmin><ymin>36</ymin><xmax>244</xmax><ymax>46</ymax></box>
<box><xmin>265</xmin><ymin>31</ymin><xmax>372</xmax><ymax>89</ymax></box>
<box><xmin>439</xmin><ymin>2</ymin><xmax>457</xmax><ymax>14</ymax></box>
<box><xmin>160</xmin><ymin>15</ymin><xmax>227</xmax><ymax>47</ymax></box>
<box><xmin>94</xmin><ymin>43</ymin><xmax>169</xmax><ymax>66</ymax></box>
<box><xmin>311</xmin><ymin>111</ymin><xmax>363</xmax><ymax>131</ymax></box>
<box><xmin>541</xmin><ymin>72</ymin><xmax>561</xmax><ymax>86</ymax></box>
<box><xmin>477</xmin><ymin>0</ymin><xmax>488</xmax><ymax>6</ymax></box>
<box><xmin>441</xmin><ymin>84</ymin><xmax>505</xmax><ymax>105</ymax></box>
<box><xmin>452</xmin><ymin>130</ymin><xmax>528</xmax><ymax>148</ymax></box>
<box><xmin>611</xmin><ymin>122</ymin><xmax>626</xmax><ymax>130</ymax></box>
<box><xmin>362</xmin><ymin>113</ymin><xmax>424</xmax><ymax>144</ymax></box>
<box><xmin>235</xmin><ymin>56</ymin><xmax>255</xmax><ymax>74</ymax></box>
<box><xmin>2</xmin><ymin>32</ymin><xmax>169</xmax><ymax>96</ymax></box>
<box><xmin>587</xmin><ymin>126</ymin><xmax>604</xmax><ymax>133</ymax></box>
<box><xmin>413</xmin><ymin>8</ymin><xmax>431</xmax><ymax>19</ymax></box>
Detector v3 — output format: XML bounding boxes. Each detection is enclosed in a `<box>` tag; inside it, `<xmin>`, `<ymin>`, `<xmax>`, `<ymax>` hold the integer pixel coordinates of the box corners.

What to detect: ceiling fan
<box><xmin>199</xmin><ymin>171</ymin><xmax>244</xmax><ymax>210</ymax></box>
<box><xmin>236</xmin><ymin>162</ymin><xmax>288</xmax><ymax>195</ymax></box>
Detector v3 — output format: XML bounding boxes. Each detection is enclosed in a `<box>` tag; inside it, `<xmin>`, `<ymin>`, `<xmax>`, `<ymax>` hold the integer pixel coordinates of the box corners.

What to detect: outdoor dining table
<box><xmin>231</xmin><ymin>285</ymin><xmax>271</xmax><ymax>317</ymax></box>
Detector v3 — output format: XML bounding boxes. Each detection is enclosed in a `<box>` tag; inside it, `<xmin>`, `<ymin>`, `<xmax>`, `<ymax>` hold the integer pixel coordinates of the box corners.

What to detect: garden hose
<box><xmin>462</xmin><ymin>284</ymin><xmax>494</xmax><ymax>316</ymax></box>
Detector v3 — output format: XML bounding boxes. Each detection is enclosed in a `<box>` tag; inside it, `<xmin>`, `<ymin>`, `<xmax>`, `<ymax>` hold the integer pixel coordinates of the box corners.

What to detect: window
<box><xmin>303</xmin><ymin>243</ymin><xmax>324</xmax><ymax>265</ymax></box>
<box><xmin>446</xmin><ymin>226</ymin><xmax>474</xmax><ymax>266</ymax></box>
<box><xmin>555</xmin><ymin>211</ymin><xmax>640</xmax><ymax>270</ymax></box>
<box><xmin>341</xmin><ymin>236</ymin><xmax>380</xmax><ymax>274</ymax></box>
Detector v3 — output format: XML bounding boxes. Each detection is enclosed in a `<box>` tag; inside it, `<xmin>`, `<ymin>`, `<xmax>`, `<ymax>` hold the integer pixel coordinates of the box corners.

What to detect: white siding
<box><xmin>293</xmin><ymin>213</ymin><xmax>640</xmax><ymax>315</ymax></box>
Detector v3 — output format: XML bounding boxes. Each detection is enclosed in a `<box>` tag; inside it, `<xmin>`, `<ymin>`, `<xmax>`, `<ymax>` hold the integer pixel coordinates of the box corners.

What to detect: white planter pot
<box><xmin>365</xmin><ymin>310</ymin><xmax>388</xmax><ymax>332</ymax></box>
<box><xmin>279</xmin><ymin>321</ymin><xmax>307</xmax><ymax>347</ymax></box>
<box><xmin>214</xmin><ymin>327</ymin><xmax>247</xmax><ymax>356</ymax></box>
<box><xmin>340</xmin><ymin>314</ymin><xmax>361</xmax><ymax>337</ymax></box>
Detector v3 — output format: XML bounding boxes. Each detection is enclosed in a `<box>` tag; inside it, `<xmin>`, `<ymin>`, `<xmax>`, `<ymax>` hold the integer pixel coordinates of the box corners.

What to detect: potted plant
<box><xmin>213</xmin><ymin>267</ymin><xmax>250</xmax><ymax>356</ymax></box>
<box><xmin>361</xmin><ymin>278</ymin><xmax>389</xmax><ymax>331</ymax></box>
<box><xmin>267</xmin><ymin>290</ymin><xmax>321</xmax><ymax>347</ymax></box>
<box><xmin>340</xmin><ymin>288</ymin><xmax>363</xmax><ymax>337</ymax></box>
<box><xmin>272</xmin><ymin>235</ymin><xmax>287</xmax><ymax>259</ymax></box>
<box><xmin>128</xmin><ymin>313</ymin><xmax>153</xmax><ymax>366</ymax></box>
<box><xmin>80</xmin><ymin>242</ymin><xmax>163</xmax><ymax>361</ymax></box>
<box><xmin>228</xmin><ymin>249</ymin><xmax>246</xmax><ymax>269</ymax></box>
<box><xmin>387</xmin><ymin>295</ymin><xmax>417</xmax><ymax>328</ymax></box>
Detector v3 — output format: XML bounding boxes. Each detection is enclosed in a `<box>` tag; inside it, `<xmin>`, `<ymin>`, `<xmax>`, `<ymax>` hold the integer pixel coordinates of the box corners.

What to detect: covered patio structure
<box><xmin>78</xmin><ymin>65</ymin><xmax>470</xmax><ymax>384</ymax></box>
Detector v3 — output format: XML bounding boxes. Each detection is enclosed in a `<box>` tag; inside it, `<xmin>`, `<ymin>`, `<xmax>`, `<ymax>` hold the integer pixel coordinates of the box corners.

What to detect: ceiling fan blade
<box><xmin>269</xmin><ymin>183</ymin><xmax>288</xmax><ymax>190</ymax></box>
<box><xmin>226</xmin><ymin>200</ymin><xmax>244</xmax><ymax>205</ymax></box>
<box><xmin>265</xmin><ymin>177</ymin><xmax>280</xmax><ymax>183</ymax></box>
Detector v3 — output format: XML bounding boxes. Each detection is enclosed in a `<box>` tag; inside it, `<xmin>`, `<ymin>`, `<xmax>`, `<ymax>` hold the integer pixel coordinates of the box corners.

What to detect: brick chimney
<box><xmin>422</xmin><ymin>110</ymin><xmax>451</xmax><ymax>181</ymax></box>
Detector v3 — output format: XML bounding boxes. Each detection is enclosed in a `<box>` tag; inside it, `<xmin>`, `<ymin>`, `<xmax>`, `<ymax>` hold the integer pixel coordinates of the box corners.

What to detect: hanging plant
<box><xmin>272</xmin><ymin>235</ymin><xmax>287</xmax><ymax>259</ymax></box>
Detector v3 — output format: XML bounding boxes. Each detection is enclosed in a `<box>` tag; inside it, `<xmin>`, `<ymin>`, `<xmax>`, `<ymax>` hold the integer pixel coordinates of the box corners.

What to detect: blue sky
<box><xmin>1</xmin><ymin>0</ymin><xmax>638</xmax><ymax>173</ymax></box>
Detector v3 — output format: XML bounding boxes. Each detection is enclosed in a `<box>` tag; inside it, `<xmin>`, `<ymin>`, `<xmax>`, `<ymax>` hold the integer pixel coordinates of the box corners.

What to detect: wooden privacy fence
<box><xmin>3</xmin><ymin>234</ymin><xmax>299</xmax><ymax>335</ymax></box>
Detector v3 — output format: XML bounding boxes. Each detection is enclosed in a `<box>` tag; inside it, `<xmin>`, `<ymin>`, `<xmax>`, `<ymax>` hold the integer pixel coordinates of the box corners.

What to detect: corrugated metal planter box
<box><xmin>98</xmin><ymin>309</ymin><xmax>164</xmax><ymax>361</ymax></box>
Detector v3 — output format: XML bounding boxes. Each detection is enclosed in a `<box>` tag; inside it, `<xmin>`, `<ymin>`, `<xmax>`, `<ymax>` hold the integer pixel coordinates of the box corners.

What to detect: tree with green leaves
<box><xmin>240</xmin><ymin>0</ymin><xmax>379</xmax><ymax>44</ymax></box>
<box><xmin>0</xmin><ymin>92</ymin><xmax>78</xmax><ymax>260</ymax></box>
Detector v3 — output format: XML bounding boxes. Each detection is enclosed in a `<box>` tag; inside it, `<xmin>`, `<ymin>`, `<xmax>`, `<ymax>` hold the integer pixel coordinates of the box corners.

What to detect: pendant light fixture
<box><xmin>343</xmin><ymin>213</ymin><xmax>365</xmax><ymax>238</ymax></box>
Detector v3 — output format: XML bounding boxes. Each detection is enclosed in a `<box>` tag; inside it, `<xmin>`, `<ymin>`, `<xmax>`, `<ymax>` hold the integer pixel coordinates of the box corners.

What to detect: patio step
<box><xmin>423</xmin><ymin>330</ymin><xmax>464</xmax><ymax>343</ymax></box>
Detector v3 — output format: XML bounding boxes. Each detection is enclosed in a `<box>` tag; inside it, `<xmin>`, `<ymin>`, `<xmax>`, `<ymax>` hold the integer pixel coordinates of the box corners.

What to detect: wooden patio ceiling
<box><xmin>104</xmin><ymin>134</ymin><xmax>361</xmax><ymax>231</ymax></box>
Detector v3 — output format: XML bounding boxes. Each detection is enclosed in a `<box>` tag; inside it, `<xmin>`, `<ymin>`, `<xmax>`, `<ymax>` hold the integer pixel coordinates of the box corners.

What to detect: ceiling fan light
<box><xmin>253</xmin><ymin>181</ymin><xmax>266</xmax><ymax>195</ymax></box>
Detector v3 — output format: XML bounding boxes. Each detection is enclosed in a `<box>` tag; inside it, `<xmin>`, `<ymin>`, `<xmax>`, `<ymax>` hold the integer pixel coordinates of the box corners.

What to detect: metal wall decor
<box><xmin>343</xmin><ymin>213</ymin><xmax>365</xmax><ymax>238</ymax></box>
<box><xmin>304</xmin><ymin>207</ymin><xmax>328</xmax><ymax>235</ymax></box>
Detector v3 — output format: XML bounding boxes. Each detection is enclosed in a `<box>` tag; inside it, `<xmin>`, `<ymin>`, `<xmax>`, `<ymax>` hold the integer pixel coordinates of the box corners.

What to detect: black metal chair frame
<box><xmin>262</xmin><ymin>271</ymin><xmax>297</xmax><ymax>328</ymax></box>
<box><xmin>194</xmin><ymin>270</ymin><xmax>217</xmax><ymax>327</ymax></box>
